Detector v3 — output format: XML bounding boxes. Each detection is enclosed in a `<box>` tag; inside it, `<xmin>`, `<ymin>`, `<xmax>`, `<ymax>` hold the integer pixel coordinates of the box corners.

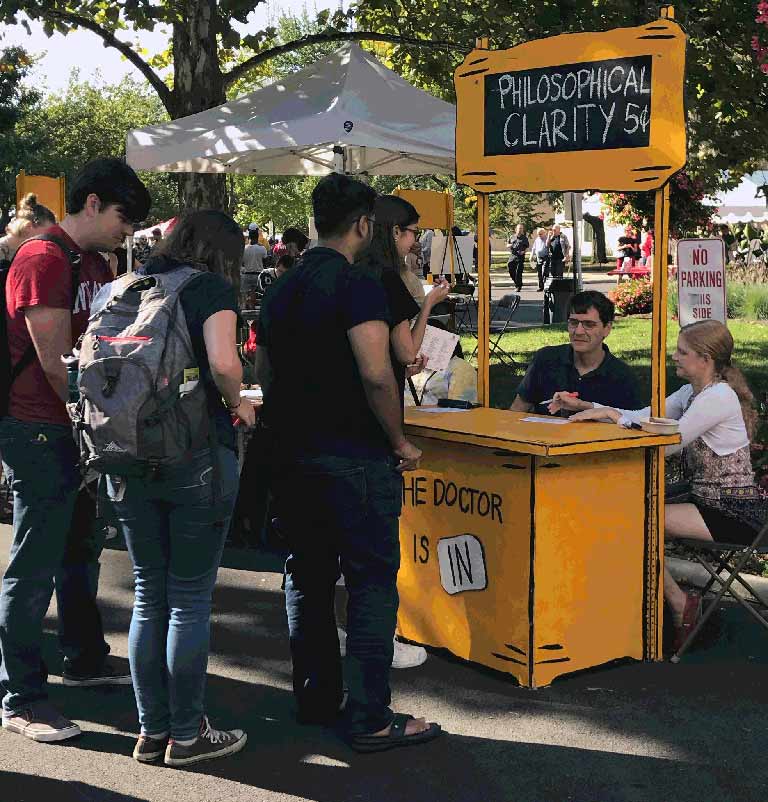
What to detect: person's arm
<box><xmin>348</xmin><ymin>320</ymin><xmax>421</xmax><ymax>469</ymax></box>
<box><xmin>407</xmin><ymin>279</ymin><xmax>451</xmax><ymax>357</ymax></box>
<box><xmin>511</xmin><ymin>395</ymin><xmax>534</xmax><ymax>412</ymax></box>
<box><xmin>203</xmin><ymin>309</ymin><xmax>254</xmax><ymax>426</ymax></box>
<box><xmin>24</xmin><ymin>306</ymin><xmax>71</xmax><ymax>402</ymax></box>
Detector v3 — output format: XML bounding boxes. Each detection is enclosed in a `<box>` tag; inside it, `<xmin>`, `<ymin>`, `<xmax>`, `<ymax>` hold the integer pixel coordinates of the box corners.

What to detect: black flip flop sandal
<box><xmin>348</xmin><ymin>713</ymin><xmax>442</xmax><ymax>754</ymax></box>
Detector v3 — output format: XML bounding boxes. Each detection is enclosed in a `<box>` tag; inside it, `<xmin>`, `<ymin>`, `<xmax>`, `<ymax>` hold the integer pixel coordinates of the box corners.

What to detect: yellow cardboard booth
<box><xmin>395</xmin><ymin>9</ymin><xmax>686</xmax><ymax>686</ymax></box>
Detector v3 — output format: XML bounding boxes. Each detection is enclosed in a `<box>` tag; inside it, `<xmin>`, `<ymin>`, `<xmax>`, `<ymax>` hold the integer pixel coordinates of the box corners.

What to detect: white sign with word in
<box><xmin>677</xmin><ymin>239</ymin><xmax>726</xmax><ymax>327</ymax></box>
<box><xmin>437</xmin><ymin>534</ymin><xmax>487</xmax><ymax>595</ymax></box>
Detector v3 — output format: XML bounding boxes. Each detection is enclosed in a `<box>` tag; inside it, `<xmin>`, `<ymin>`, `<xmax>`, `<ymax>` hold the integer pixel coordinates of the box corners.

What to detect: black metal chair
<box><xmin>670</xmin><ymin>518</ymin><xmax>768</xmax><ymax>662</ymax></box>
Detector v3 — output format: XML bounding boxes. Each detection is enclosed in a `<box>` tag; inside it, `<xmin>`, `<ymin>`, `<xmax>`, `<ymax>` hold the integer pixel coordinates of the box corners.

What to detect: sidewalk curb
<box><xmin>667</xmin><ymin>555</ymin><xmax>768</xmax><ymax>603</ymax></box>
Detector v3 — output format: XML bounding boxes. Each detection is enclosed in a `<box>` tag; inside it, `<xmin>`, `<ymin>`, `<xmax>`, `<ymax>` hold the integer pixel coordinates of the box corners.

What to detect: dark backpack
<box><xmin>71</xmin><ymin>266</ymin><xmax>211</xmax><ymax>477</ymax></box>
<box><xmin>0</xmin><ymin>234</ymin><xmax>81</xmax><ymax>417</ymax></box>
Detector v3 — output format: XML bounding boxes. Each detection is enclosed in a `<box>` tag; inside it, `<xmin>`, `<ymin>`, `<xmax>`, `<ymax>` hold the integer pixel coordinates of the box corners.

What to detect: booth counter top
<box><xmin>397</xmin><ymin>406</ymin><xmax>678</xmax><ymax>687</ymax></box>
<box><xmin>404</xmin><ymin>407</ymin><xmax>680</xmax><ymax>455</ymax></box>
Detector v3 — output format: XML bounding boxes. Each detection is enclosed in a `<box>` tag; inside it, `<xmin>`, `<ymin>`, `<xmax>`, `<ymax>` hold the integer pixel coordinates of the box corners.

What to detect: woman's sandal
<box><xmin>348</xmin><ymin>713</ymin><xmax>442</xmax><ymax>753</ymax></box>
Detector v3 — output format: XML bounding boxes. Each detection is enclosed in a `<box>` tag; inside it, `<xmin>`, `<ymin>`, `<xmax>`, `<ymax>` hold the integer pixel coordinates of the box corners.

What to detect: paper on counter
<box><xmin>521</xmin><ymin>416</ymin><xmax>571</xmax><ymax>424</ymax></box>
<box><xmin>419</xmin><ymin>325</ymin><xmax>460</xmax><ymax>373</ymax></box>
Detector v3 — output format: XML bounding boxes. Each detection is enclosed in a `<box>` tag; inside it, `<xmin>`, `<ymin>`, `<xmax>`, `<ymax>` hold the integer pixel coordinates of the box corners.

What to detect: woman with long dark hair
<box><xmin>109</xmin><ymin>210</ymin><xmax>254</xmax><ymax>766</ymax></box>
<box><xmin>357</xmin><ymin>195</ymin><xmax>450</xmax><ymax>408</ymax></box>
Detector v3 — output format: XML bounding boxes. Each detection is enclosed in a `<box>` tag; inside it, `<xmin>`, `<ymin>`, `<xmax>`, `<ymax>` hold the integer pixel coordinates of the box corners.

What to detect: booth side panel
<box><xmin>531</xmin><ymin>450</ymin><xmax>646</xmax><ymax>687</ymax></box>
<box><xmin>398</xmin><ymin>438</ymin><xmax>532</xmax><ymax>685</ymax></box>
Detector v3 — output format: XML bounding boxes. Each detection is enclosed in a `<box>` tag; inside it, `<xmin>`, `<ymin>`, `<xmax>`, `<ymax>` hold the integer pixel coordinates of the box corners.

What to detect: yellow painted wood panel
<box><xmin>531</xmin><ymin>450</ymin><xmax>646</xmax><ymax>686</ymax></box>
<box><xmin>405</xmin><ymin>407</ymin><xmax>679</xmax><ymax>456</ymax></box>
<box><xmin>397</xmin><ymin>438</ymin><xmax>532</xmax><ymax>684</ymax></box>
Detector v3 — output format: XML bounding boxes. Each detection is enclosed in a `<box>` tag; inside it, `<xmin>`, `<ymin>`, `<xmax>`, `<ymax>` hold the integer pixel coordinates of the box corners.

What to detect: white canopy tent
<box><xmin>705</xmin><ymin>172</ymin><xmax>768</xmax><ymax>223</ymax></box>
<box><xmin>126</xmin><ymin>44</ymin><xmax>456</xmax><ymax>177</ymax></box>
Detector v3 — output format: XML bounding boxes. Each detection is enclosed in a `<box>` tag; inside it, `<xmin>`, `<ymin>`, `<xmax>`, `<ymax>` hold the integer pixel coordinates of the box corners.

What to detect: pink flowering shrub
<box><xmin>609</xmin><ymin>278</ymin><xmax>654</xmax><ymax>316</ymax></box>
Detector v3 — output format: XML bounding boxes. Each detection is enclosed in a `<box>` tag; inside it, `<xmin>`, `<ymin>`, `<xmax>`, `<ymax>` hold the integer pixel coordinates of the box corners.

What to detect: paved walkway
<box><xmin>0</xmin><ymin>524</ymin><xmax>766</xmax><ymax>802</ymax></box>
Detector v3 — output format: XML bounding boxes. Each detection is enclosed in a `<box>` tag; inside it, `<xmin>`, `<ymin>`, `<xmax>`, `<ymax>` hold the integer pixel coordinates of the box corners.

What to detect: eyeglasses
<box><xmin>567</xmin><ymin>318</ymin><xmax>600</xmax><ymax>331</ymax></box>
<box><xmin>355</xmin><ymin>214</ymin><xmax>376</xmax><ymax>224</ymax></box>
<box><xmin>403</xmin><ymin>227</ymin><xmax>421</xmax><ymax>237</ymax></box>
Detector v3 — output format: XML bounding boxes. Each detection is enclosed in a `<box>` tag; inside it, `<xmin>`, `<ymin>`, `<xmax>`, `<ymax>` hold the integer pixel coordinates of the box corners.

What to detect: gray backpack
<box><xmin>71</xmin><ymin>266</ymin><xmax>212</xmax><ymax>477</ymax></box>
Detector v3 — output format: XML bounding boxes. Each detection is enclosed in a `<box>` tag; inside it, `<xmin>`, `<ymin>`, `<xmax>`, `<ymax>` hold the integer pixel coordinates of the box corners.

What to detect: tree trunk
<box><xmin>583</xmin><ymin>212</ymin><xmax>607</xmax><ymax>265</ymax></box>
<box><xmin>171</xmin><ymin>0</ymin><xmax>228</xmax><ymax>212</ymax></box>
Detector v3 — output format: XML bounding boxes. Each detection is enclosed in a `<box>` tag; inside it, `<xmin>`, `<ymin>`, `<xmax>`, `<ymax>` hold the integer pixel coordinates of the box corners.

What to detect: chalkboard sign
<box><xmin>454</xmin><ymin>21</ymin><xmax>686</xmax><ymax>193</ymax></box>
<box><xmin>484</xmin><ymin>56</ymin><xmax>653</xmax><ymax>157</ymax></box>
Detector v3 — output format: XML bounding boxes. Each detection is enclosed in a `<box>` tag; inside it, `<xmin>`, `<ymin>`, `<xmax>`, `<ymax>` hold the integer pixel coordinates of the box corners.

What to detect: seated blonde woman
<box><xmin>552</xmin><ymin>320</ymin><xmax>765</xmax><ymax>652</ymax></box>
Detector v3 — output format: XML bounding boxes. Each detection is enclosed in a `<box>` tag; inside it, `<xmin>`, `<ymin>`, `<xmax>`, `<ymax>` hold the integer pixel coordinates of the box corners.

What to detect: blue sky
<box><xmin>1</xmin><ymin>1</ymin><xmax>337</xmax><ymax>93</ymax></box>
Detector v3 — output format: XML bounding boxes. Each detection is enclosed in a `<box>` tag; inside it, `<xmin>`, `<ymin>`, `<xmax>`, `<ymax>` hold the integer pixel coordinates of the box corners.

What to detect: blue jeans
<box><xmin>272</xmin><ymin>454</ymin><xmax>402</xmax><ymax>735</ymax></box>
<box><xmin>0</xmin><ymin>417</ymin><xmax>109</xmax><ymax>715</ymax></box>
<box><xmin>107</xmin><ymin>447</ymin><xmax>238</xmax><ymax>740</ymax></box>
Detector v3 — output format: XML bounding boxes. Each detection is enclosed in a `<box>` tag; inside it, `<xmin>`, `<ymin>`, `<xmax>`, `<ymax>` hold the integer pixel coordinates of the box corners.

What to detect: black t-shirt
<box><xmin>549</xmin><ymin>235</ymin><xmax>565</xmax><ymax>261</ymax></box>
<box><xmin>144</xmin><ymin>257</ymin><xmax>239</xmax><ymax>452</ymax></box>
<box><xmin>516</xmin><ymin>343</ymin><xmax>643</xmax><ymax>412</ymax></box>
<box><xmin>258</xmin><ymin>247</ymin><xmax>392</xmax><ymax>458</ymax></box>
<box><xmin>380</xmin><ymin>270</ymin><xmax>420</xmax><ymax>411</ymax></box>
<box><xmin>510</xmin><ymin>235</ymin><xmax>529</xmax><ymax>257</ymax></box>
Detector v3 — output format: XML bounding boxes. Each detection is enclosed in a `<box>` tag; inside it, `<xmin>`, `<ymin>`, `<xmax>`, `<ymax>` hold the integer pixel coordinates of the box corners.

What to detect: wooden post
<box><xmin>447</xmin><ymin>193</ymin><xmax>456</xmax><ymax>282</ymax></box>
<box><xmin>475</xmin><ymin>37</ymin><xmax>491</xmax><ymax>407</ymax></box>
<box><xmin>646</xmin><ymin>182</ymin><xmax>671</xmax><ymax>659</ymax></box>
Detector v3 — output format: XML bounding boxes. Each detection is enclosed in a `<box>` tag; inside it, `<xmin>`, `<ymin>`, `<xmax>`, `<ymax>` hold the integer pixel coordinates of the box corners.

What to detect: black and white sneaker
<box><xmin>62</xmin><ymin>658</ymin><xmax>132</xmax><ymax>687</ymax></box>
<box><xmin>133</xmin><ymin>733</ymin><xmax>169</xmax><ymax>763</ymax></box>
<box><xmin>164</xmin><ymin>716</ymin><xmax>247</xmax><ymax>767</ymax></box>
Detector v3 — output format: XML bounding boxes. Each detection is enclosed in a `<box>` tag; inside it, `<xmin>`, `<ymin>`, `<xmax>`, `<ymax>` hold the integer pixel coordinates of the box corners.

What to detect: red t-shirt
<box><xmin>5</xmin><ymin>225</ymin><xmax>112</xmax><ymax>425</ymax></box>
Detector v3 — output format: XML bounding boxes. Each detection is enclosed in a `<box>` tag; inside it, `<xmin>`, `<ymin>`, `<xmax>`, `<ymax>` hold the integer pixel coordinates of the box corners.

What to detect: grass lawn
<box><xmin>461</xmin><ymin>316</ymin><xmax>768</xmax><ymax>410</ymax></box>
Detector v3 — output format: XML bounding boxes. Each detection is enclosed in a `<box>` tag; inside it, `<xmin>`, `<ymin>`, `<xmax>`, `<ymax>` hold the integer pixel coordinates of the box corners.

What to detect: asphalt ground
<box><xmin>0</xmin><ymin>523</ymin><xmax>767</xmax><ymax>802</ymax></box>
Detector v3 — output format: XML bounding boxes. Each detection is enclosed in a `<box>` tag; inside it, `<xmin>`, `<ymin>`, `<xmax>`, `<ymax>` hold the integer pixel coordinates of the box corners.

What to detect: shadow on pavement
<box><xmin>0</xmin><ymin>771</ymin><xmax>151</xmax><ymax>802</ymax></box>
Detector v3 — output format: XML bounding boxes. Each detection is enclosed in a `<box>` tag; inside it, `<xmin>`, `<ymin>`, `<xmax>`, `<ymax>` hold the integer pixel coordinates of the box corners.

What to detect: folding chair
<box><xmin>468</xmin><ymin>293</ymin><xmax>524</xmax><ymax>370</ymax></box>
<box><xmin>670</xmin><ymin>518</ymin><xmax>768</xmax><ymax>662</ymax></box>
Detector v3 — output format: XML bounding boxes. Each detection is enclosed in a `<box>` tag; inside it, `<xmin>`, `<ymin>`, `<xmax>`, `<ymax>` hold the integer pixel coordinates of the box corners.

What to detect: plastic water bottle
<box><xmin>61</xmin><ymin>351</ymin><xmax>80</xmax><ymax>403</ymax></box>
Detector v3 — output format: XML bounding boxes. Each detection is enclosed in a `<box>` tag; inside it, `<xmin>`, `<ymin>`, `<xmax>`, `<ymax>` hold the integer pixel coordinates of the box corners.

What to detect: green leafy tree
<box><xmin>357</xmin><ymin>0</ymin><xmax>768</xmax><ymax>192</ymax></box>
<box><xmin>0</xmin><ymin>46</ymin><xmax>40</xmax><ymax>227</ymax></box>
<box><xmin>602</xmin><ymin>172</ymin><xmax>714</xmax><ymax>238</ymax></box>
<box><xmin>14</xmin><ymin>73</ymin><xmax>178</xmax><ymax>222</ymax></box>
<box><xmin>0</xmin><ymin>0</ymin><xmax>456</xmax><ymax>211</ymax></box>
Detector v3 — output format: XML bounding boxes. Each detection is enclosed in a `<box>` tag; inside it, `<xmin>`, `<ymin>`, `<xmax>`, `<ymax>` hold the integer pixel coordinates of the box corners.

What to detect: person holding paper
<box><xmin>357</xmin><ymin>195</ymin><xmax>451</xmax><ymax>409</ymax></box>
<box><xmin>510</xmin><ymin>290</ymin><xmax>642</xmax><ymax>414</ymax></box>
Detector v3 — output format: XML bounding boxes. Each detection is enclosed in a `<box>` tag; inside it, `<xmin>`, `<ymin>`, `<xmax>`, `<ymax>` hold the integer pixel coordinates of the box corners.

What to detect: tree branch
<box><xmin>41</xmin><ymin>8</ymin><xmax>172</xmax><ymax>111</ymax></box>
<box><xmin>224</xmin><ymin>30</ymin><xmax>466</xmax><ymax>89</ymax></box>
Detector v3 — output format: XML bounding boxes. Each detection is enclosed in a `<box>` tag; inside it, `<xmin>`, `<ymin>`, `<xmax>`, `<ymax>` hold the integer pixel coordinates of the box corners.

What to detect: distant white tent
<box><xmin>126</xmin><ymin>44</ymin><xmax>456</xmax><ymax>177</ymax></box>
<box><xmin>706</xmin><ymin>173</ymin><xmax>768</xmax><ymax>222</ymax></box>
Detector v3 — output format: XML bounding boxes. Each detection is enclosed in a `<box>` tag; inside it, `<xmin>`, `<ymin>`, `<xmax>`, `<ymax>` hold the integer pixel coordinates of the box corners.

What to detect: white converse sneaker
<box><xmin>392</xmin><ymin>640</ymin><xmax>428</xmax><ymax>669</ymax></box>
<box><xmin>164</xmin><ymin>715</ymin><xmax>246</xmax><ymax>767</ymax></box>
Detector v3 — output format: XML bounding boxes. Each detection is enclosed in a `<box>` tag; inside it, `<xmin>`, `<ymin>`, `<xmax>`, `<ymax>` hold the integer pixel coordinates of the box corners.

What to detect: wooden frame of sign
<box><xmin>455</xmin><ymin>19</ymin><xmax>686</xmax><ymax>193</ymax></box>
<box><xmin>453</xmin><ymin>7</ymin><xmax>686</xmax><ymax>661</ymax></box>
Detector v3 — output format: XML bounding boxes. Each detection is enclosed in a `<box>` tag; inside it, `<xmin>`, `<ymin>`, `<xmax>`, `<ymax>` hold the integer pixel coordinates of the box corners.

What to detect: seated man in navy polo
<box><xmin>510</xmin><ymin>290</ymin><xmax>642</xmax><ymax>414</ymax></box>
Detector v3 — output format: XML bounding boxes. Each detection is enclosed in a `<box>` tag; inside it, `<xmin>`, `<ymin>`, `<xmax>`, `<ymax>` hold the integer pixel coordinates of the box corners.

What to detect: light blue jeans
<box><xmin>107</xmin><ymin>447</ymin><xmax>238</xmax><ymax>740</ymax></box>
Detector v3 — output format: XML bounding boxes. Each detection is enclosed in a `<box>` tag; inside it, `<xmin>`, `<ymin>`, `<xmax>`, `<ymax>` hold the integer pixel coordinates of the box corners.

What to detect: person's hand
<box><xmin>426</xmin><ymin>278</ymin><xmax>451</xmax><ymax>305</ymax></box>
<box><xmin>568</xmin><ymin>406</ymin><xmax>621</xmax><ymax>424</ymax></box>
<box><xmin>394</xmin><ymin>440</ymin><xmax>422</xmax><ymax>473</ymax></box>
<box><xmin>406</xmin><ymin>354</ymin><xmax>429</xmax><ymax>377</ymax></box>
<box><xmin>410</xmin><ymin>241</ymin><xmax>422</xmax><ymax>255</ymax></box>
<box><xmin>547</xmin><ymin>391</ymin><xmax>590</xmax><ymax>415</ymax></box>
<box><xmin>232</xmin><ymin>399</ymin><xmax>257</xmax><ymax>427</ymax></box>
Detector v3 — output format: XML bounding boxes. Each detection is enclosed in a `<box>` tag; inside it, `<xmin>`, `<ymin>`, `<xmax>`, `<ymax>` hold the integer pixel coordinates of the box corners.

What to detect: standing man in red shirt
<box><xmin>0</xmin><ymin>158</ymin><xmax>151</xmax><ymax>743</ymax></box>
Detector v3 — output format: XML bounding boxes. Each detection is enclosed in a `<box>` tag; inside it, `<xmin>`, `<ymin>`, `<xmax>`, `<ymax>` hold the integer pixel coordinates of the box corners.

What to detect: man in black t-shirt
<box><xmin>511</xmin><ymin>290</ymin><xmax>642</xmax><ymax>414</ymax></box>
<box><xmin>255</xmin><ymin>173</ymin><xmax>440</xmax><ymax>750</ymax></box>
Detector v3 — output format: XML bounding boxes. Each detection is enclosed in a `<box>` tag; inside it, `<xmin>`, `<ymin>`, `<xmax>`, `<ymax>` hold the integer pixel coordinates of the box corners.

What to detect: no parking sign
<box><xmin>676</xmin><ymin>239</ymin><xmax>727</xmax><ymax>327</ymax></box>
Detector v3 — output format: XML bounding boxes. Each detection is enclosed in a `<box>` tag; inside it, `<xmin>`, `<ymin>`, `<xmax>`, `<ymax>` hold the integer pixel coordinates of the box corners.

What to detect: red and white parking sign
<box><xmin>676</xmin><ymin>239</ymin><xmax>727</xmax><ymax>327</ymax></box>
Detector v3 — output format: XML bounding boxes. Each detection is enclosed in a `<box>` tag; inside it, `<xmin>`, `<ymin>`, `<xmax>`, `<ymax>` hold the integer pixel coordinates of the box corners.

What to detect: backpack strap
<box><xmin>6</xmin><ymin>233</ymin><xmax>83</xmax><ymax>385</ymax></box>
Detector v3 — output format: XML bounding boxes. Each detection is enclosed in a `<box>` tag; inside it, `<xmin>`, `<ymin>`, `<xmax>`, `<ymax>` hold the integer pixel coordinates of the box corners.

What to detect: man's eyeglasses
<box><xmin>355</xmin><ymin>214</ymin><xmax>376</xmax><ymax>225</ymax></box>
<box><xmin>567</xmin><ymin>318</ymin><xmax>600</xmax><ymax>331</ymax></box>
